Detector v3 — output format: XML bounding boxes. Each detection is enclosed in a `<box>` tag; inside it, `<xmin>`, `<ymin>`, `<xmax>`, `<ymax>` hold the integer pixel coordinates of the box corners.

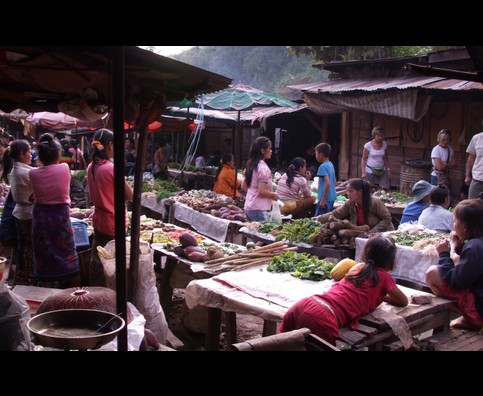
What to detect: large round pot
<box><xmin>36</xmin><ymin>287</ymin><xmax>133</xmax><ymax>323</ymax></box>
<box><xmin>27</xmin><ymin>309</ymin><xmax>125</xmax><ymax>350</ymax></box>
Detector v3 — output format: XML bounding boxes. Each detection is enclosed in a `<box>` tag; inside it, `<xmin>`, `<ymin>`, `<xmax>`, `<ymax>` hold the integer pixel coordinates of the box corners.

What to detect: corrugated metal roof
<box><xmin>287</xmin><ymin>75</ymin><xmax>483</xmax><ymax>94</ymax></box>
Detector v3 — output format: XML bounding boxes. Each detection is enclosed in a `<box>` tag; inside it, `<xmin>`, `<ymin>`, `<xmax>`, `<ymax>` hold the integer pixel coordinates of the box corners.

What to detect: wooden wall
<box><xmin>339</xmin><ymin>97</ymin><xmax>483</xmax><ymax>195</ymax></box>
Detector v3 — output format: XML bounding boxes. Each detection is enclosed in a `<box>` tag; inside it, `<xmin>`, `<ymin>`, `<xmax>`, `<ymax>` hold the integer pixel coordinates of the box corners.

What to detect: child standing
<box><xmin>426</xmin><ymin>199</ymin><xmax>483</xmax><ymax>330</ymax></box>
<box><xmin>278</xmin><ymin>233</ymin><xmax>408</xmax><ymax>345</ymax></box>
<box><xmin>314</xmin><ymin>143</ymin><xmax>337</xmax><ymax>216</ymax></box>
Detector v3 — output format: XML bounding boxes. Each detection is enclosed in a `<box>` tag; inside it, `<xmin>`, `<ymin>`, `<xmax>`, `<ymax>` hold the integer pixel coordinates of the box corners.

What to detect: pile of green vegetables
<box><xmin>274</xmin><ymin>218</ymin><xmax>321</xmax><ymax>243</ymax></box>
<box><xmin>267</xmin><ymin>251</ymin><xmax>335</xmax><ymax>281</ymax></box>
<box><xmin>141</xmin><ymin>179</ymin><xmax>181</xmax><ymax>202</ymax></box>
<box><xmin>390</xmin><ymin>232</ymin><xmax>441</xmax><ymax>246</ymax></box>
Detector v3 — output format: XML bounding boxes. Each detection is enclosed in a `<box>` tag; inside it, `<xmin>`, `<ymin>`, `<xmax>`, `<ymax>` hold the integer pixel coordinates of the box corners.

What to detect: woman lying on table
<box><xmin>426</xmin><ymin>199</ymin><xmax>483</xmax><ymax>331</ymax></box>
<box><xmin>279</xmin><ymin>233</ymin><xmax>408</xmax><ymax>345</ymax></box>
<box><xmin>313</xmin><ymin>178</ymin><xmax>394</xmax><ymax>232</ymax></box>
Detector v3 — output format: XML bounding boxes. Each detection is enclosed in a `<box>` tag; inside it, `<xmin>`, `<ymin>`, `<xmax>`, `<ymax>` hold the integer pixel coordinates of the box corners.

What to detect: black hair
<box><xmin>38</xmin><ymin>139</ymin><xmax>61</xmax><ymax>166</ymax></box>
<box><xmin>285</xmin><ymin>157</ymin><xmax>306</xmax><ymax>188</ymax></box>
<box><xmin>346</xmin><ymin>233</ymin><xmax>396</xmax><ymax>288</ymax></box>
<box><xmin>315</xmin><ymin>142</ymin><xmax>331</xmax><ymax>158</ymax></box>
<box><xmin>244</xmin><ymin>136</ymin><xmax>271</xmax><ymax>188</ymax></box>
<box><xmin>90</xmin><ymin>129</ymin><xmax>113</xmax><ymax>163</ymax></box>
<box><xmin>430</xmin><ymin>185</ymin><xmax>449</xmax><ymax>206</ymax></box>
<box><xmin>9</xmin><ymin>139</ymin><xmax>30</xmax><ymax>161</ymax></box>
<box><xmin>454</xmin><ymin>199</ymin><xmax>483</xmax><ymax>239</ymax></box>
<box><xmin>89</xmin><ymin>129</ymin><xmax>114</xmax><ymax>181</ymax></box>
<box><xmin>214</xmin><ymin>153</ymin><xmax>234</xmax><ymax>182</ymax></box>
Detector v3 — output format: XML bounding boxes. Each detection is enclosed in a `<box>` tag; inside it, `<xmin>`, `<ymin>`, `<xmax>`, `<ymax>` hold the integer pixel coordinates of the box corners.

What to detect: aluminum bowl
<box><xmin>27</xmin><ymin>309</ymin><xmax>125</xmax><ymax>350</ymax></box>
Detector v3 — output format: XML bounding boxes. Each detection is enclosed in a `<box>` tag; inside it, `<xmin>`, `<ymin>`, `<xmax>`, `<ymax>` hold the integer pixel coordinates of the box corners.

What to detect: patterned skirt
<box><xmin>32</xmin><ymin>203</ymin><xmax>79</xmax><ymax>281</ymax></box>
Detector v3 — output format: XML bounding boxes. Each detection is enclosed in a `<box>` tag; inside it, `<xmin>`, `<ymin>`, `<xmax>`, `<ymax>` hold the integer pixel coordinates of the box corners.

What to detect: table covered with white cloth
<box><xmin>354</xmin><ymin>237</ymin><xmax>438</xmax><ymax>288</ymax></box>
<box><xmin>173</xmin><ymin>202</ymin><xmax>245</xmax><ymax>243</ymax></box>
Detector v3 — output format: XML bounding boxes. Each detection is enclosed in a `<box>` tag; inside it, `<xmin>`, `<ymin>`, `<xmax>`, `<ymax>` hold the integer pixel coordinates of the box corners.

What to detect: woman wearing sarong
<box><xmin>29</xmin><ymin>134</ymin><xmax>79</xmax><ymax>287</ymax></box>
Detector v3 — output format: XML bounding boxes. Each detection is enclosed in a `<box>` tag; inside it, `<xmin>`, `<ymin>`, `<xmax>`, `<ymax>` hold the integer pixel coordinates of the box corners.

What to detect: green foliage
<box><xmin>276</xmin><ymin>218</ymin><xmax>321</xmax><ymax>243</ymax></box>
<box><xmin>173</xmin><ymin>46</ymin><xmax>324</xmax><ymax>93</ymax></box>
<box><xmin>267</xmin><ymin>251</ymin><xmax>335</xmax><ymax>281</ymax></box>
<box><xmin>288</xmin><ymin>46</ymin><xmax>460</xmax><ymax>63</ymax></box>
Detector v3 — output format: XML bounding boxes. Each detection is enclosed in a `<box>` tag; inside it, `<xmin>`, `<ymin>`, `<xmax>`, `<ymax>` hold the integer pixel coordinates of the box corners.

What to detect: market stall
<box><xmin>185</xmin><ymin>265</ymin><xmax>454</xmax><ymax>351</ymax></box>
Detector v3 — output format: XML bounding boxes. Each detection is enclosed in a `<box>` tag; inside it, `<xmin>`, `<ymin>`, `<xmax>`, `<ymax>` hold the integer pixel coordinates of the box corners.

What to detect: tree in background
<box><xmin>288</xmin><ymin>46</ymin><xmax>461</xmax><ymax>63</ymax></box>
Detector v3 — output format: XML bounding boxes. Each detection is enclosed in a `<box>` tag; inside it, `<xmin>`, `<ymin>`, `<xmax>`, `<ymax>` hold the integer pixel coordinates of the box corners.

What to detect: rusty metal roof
<box><xmin>287</xmin><ymin>75</ymin><xmax>483</xmax><ymax>94</ymax></box>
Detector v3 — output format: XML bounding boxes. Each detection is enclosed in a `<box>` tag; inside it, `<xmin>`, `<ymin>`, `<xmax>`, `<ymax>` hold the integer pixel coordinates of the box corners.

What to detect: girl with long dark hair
<box><xmin>241</xmin><ymin>136</ymin><xmax>278</xmax><ymax>222</ymax></box>
<box><xmin>279</xmin><ymin>233</ymin><xmax>408</xmax><ymax>345</ymax></box>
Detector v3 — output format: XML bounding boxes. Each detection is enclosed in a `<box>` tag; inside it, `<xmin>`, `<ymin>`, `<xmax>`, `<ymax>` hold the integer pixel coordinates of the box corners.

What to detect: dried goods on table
<box><xmin>204</xmin><ymin>241</ymin><xmax>296</xmax><ymax>272</ymax></box>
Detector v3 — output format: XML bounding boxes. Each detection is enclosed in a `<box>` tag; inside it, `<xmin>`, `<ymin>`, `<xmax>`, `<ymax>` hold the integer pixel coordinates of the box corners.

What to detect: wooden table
<box><xmin>184</xmin><ymin>266</ymin><xmax>454</xmax><ymax>351</ymax></box>
<box><xmin>152</xmin><ymin>245</ymin><xmax>217</xmax><ymax>318</ymax></box>
<box><xmin>168</xmin><ymin>169</ymin><xmax>215</xmax><ymax>190</ymax></box>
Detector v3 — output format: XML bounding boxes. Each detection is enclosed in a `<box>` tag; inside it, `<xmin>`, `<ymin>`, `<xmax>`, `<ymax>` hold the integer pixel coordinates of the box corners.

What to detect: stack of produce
<box><xmin>138</xmin><ymin>179</ymin><xmax>182</xmax><ymax>203</ymax></box>
<box><xmin>267</xmin><ymin>251</ymin><xmax>335</xmax><ymax>281</ymax></box>
<box><xmin>203</xmin><ymin>241</ymin><xmax>297</xmax><ymax>272</ymax></box>
<box><xmin>208</xmin><ymin>204</ymin><xmax>247</xmax><ymax>222</ymax></box>
<box><xmin>311</xmin><ymin>215</ymin><xmax>369</xmax><ymax>248</ymax></box>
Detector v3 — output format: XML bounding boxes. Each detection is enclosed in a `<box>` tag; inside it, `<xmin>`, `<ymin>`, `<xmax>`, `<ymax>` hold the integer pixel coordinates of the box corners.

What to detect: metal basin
<box><xmin>27</xmin><ymin>309</ymin><xmax>125</xmax><ymax>350</ymax></box>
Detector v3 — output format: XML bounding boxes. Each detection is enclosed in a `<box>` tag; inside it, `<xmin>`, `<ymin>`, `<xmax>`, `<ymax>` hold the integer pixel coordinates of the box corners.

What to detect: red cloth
<box><xmin>439</xmin><ymin>283</ymin><xmax>483</xmax><ymax>328</ymax></box>
<box><xmin>278</xmin><ymin>296</ymin><xmax>339</xmax><ymax>345</ymax></box>
<box><xmin>355</xmin><ymin>202</ymin><xmax>365</xmax><ymax>226</ymax></box>
<box><xmin>279</xmin><ymin>268</ymin><xmax>397</xmax><ymax>344</ymax></box>
<box><xmin>87</xmin><ymin>160</ymin><xmax>129</xmax><ymax>237</ymax></box>
<box><xmin>321</xmin><ymin>268</ymin><xmax>396</xmax><ymax>329</ymax></box>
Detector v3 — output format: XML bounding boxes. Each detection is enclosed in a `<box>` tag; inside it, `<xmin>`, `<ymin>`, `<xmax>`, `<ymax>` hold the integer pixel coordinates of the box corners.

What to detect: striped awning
<box><xmin>304</xmin><ymin>89</ymin><xmax>431</xmax><ymax>122</ymax></box>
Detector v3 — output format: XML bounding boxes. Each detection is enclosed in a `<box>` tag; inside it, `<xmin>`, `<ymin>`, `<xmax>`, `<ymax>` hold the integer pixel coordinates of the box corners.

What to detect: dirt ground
<box><xmin>162</xmin><ymin>232</ymin><xmax>268</xmax><ymax>351</ymax></box>
<box><xmin>166</xmin><ymin>288</ymin><xmax>266</xmax><ymax>351</ymax></box>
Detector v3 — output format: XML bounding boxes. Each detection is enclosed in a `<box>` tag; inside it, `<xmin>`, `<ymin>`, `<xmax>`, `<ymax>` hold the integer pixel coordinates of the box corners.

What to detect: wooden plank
<box><xmin>354</xmin><ymin>323</ymin><xmax>378</xmax><ymax>336</ymax></box>
<box><xmin>456</xmin><ymin>335</ymin><xmax>483</xmax><ymax>351</ymax></box>
<box><xmin>338</xmin><ymin>327</ymin><xmax>368</xmax><ymax>345</ymax></box>
<box><xmin>441</xmin><ymin>331</ymin><xmax>483</xmax><ymax>351</ymax></box>
<box><xmin>424</xmin><ymin>328</ymin><xmax>483</xmax><ymax>351</ymax></box>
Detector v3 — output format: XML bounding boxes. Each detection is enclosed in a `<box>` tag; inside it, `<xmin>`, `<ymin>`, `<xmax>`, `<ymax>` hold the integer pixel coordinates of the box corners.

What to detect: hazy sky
<box><xmin>139</xmin><ymin>46</ymin><xmax>194</xmax><ymax>57</ymax></box>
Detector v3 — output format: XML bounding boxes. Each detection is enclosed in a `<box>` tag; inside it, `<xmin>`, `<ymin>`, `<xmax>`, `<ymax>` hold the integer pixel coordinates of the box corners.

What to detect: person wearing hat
<box><xmin>400</xmin><ymin>180</ymin><xmax>436</xmax><ymax>224</ymax></box>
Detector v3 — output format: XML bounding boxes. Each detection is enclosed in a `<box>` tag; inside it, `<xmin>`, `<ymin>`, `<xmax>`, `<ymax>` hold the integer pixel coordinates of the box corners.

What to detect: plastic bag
<box><xmin>270</xmin><ymin>200</ymin><xmax>282</xmax><ymax>224</ymax></box>
<box><xmin>0</xmin><ymin>282</ymin><xmax>32</xmax><ymax>351</ymax></box>
<box><xmin>98</xmin><ymin>239</ymin><xmax>168</xmax><ymax>345</ymax></box>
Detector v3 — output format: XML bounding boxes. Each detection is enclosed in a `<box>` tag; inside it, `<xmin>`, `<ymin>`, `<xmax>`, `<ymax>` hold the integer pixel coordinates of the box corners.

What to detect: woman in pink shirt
<box><xmin>87</xmin><ymin>129</ymin><xmax>133</xmax><ymax>286</ymax></box>
<box><xmin>29</xmin><ymin>134</ymin><xmax>80</xmax><ymax>287</ymax></box>
<box><xmin>242</xmin><ymin>136</ymin><xmax>278</xmax><ymax>222</ymax></box>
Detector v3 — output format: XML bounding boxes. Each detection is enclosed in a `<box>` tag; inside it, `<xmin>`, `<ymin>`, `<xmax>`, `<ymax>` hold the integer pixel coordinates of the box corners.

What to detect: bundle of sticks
<box><xmin>203</xmin><ymin>241</ymin><xmax>297</xmax><ymax>272</ymax></box>
<box><xmin>311</xmin><ymin>215</ymin><xmax>369</xmax><ymax>248</ymax></box>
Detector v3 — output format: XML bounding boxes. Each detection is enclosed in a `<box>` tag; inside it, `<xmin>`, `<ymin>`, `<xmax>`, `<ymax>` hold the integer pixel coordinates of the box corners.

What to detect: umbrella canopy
<box><xmin>198</xmin><ymin>82</ymin><xmax>298</xmax><ymax>111</ymax></box>
<box><xmin>26</xmin><ymin>111</ymin><xmax>107</xmax><ymax>130</ymax></box>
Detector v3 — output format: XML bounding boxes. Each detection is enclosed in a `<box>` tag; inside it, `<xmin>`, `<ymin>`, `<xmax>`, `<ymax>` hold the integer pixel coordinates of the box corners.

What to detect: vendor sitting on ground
<box><xmin>400</xmin><ymin>180</ymin><xmax>435</xmax><ymax>225</ymax></box>
<box><xmin>275</xmin><ymin>157</ymin><xmax>315</xmax><ymax>219</ymax></box>
<box><xmin>313</xmin><ymin>178</ymin><xmax>394</xmax><ymax>232</ymax></box>
<box><xmin>418</xmin><ymin>184</ymin><xmax>454</xmax><ymax>233</ymax></box>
